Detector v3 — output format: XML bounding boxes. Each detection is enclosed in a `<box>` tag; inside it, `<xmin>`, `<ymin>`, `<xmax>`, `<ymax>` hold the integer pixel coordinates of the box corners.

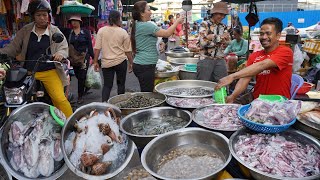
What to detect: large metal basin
<box><xmin>155</xmin><ymin>80</ymin><xmax>216</xmax><ymax>98</ymax></box>
<box><xmin>120</xmin><ymin>107</ymin><xmax>192</xmax><ymax>148</ymax></box>
<box><xmin>168</xmin><ymin>57</ymin><xmax>199</xmax><ymax>66</ymax></box>
<box><xmin>108</xmin><ymin>92</ymin><xmax>166</xmax><ymax>116</ymax></box>
<box><xmin>229</xmin><ymin>128</ymin><xmax>320</xmax><ymax>180</ymax></box>
<box><xmin>0</xmin><ymin>102</ymin><xmax>68</xmax><ymax>180</ymax></box>
<box><xmin>141</xmin><ymin>128</ymin><xmax>231</xmax><ymax>180</ymax></box>
<box><xmin>61</xmin><ymin>102</ymin><xmax>135</xmax><ymax>179</ymax></box>
<box><xmin>294</xmin><ymin>116</ymin><xmax>320</xmax><ymax>139</ymax></box>
<box><xmin>165</xmin><ymin>51</ymin><xmax>194</xmax><ymax>58</ymax></box>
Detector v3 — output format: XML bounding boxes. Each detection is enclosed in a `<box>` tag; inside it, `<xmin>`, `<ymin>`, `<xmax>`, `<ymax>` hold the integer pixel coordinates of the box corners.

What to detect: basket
<box><xmin>213</xmin><ymin>87</ymin><xmax>227</xmax><ymax>104</ymax></box>
<box><xmin>184</xmin><ymin>63</ymin><xmax>197</xmax><ymax>72</ymax></box>
<box><xmin>238</xmin><ymin>104</ymin><xmax>296</xmax><ymax>133</ymax></box>
<box><xmin>60</xmin><ymin>5</ymin><xmax>93</xmax><ymax>15</ymax></box>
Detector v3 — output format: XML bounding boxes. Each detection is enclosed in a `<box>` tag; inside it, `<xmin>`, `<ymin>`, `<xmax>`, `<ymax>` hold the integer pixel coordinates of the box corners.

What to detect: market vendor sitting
<box><xmin>215</xmin><ymin>17</ymin><xmax>293</xmax><ymax>103</ymax></box>
<box><xmin>224</xmin><ymin>27</ymin><xmax>248</xmax><ymax>57</ymax></box>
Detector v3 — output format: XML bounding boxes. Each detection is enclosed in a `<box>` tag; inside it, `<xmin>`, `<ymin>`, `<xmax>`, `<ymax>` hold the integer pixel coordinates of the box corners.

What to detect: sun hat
<box><xmin>210</xmin><ymin>2</ymin><xmax>229</xmax><ymax>15</ymax></box>
<box><xmin>68</xmin><ymin>14</ymin><xmax>82</xmax><ymax>22</ymax></box>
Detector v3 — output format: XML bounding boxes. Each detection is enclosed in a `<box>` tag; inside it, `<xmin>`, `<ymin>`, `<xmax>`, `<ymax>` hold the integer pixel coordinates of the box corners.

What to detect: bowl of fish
<box><xmin>141</xmin><ymin>127</ymin><xmax>231</xmax><ymax>180</ymax></box>
<box><xmin>120</xmin><ymin>107</ymin><xmax>192</xmax><ymax>148</ymax></box>
<box><xmin>166</xmin><ymin>97</ymin><xmax>215</xmax><ymax>109</ymax></box>
<box><xmin>295</xmin><ymin>101</ymin><xmax>320</xmax><ymax>139</ymax></box>
<box><xmin>155</xmin><ymin>80</ymin><xmax>216</xmax><ymax>98</ymax></box>
<box><xmin>229</xmin><ymin>128</ymin><xmax>320</xmax><ymax>180</ymax></box>
<box><xmin>61</xmin><ymin>102</ymin><xmax>135</xmax><ymax>179</ymax></box>
<box><xmin>192</xmin><ymin>104</ymin><xmax>244</xmax><ymax>137</ymax></box>
<box><xmin>108</xmin><ymin>92</ymin><xmax>166</xmax><ymax>115</ymax></box>
<box><xmin>0</xmin><ymin>102</ymin><xmax>68</xmax><ymax>180</ymax></box>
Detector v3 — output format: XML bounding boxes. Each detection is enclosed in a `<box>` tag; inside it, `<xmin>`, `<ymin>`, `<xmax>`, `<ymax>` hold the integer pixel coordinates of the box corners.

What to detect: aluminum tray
<box><xmin>165</xmin><ymin>51</ymin><xmax>194</xmax><ymax>58</ymax></box>
<box><xmin>192</xmin><ymin>104</ymin><xmax>243</xmax><ymax>132</ymax></box>
<box><xmin>168</xmin><ymin>57</ymin><xmax>199</xmax><ymax>66</ymax></box>
<box><xmin>229</xmin><ymin>128</ymin><xmax>320</xmax><ymax>180</ymax></box>
<box><xmin>155</xmin><ymin>80</ymin><xmax>216</xmax><ymax>98</ymax></box>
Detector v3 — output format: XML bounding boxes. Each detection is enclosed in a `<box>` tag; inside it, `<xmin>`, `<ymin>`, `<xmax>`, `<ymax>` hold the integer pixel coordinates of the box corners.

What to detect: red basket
<box><xmin>297</xmin><ymin>82</ymin><xmax>314</xmax><ymax>94</ymax></box>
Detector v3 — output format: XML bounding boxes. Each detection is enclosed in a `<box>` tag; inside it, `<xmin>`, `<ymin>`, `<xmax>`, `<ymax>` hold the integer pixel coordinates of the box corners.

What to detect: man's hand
<box><xmin>176</xmin><ymin>16</ymin><xmax>185</xmax><ymax>24</ymax></box>
<box><xmin>128</xmin><ymin>63</ymin><xmax>133</xmax><ymax>73</ymax></box>
<box><xmin>53</xmin><ymin>53</ymin><xmax>64</xmax><ymax>61</ymax></box>
<box><xmin>226</xmin><ymin>95</ymin><xmax>236</xmax><ymax>103</ymax></box>
<box><xmin>93</xmin><ymin>62</ymin><xmax>100</xmax><ymax>72</ymax></box>
<box><xmin>215</xmin><ymin>75</ymin><xmax>234</xmax><ymax>90</ymax></box>
<box><xmin>0</xmin><ymin>68</ymin><xmax>6</xmax><ymax>80</ymax></box>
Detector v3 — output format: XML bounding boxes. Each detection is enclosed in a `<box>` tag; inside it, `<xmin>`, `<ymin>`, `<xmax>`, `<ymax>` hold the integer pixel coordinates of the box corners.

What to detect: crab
<box><xmin>91</xmin><ymin>162</ymin><xmax>112</xmax><ymax>175</ymax></box>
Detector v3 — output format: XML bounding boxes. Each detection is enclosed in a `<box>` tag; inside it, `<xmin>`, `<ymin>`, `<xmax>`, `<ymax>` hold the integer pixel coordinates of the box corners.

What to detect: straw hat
<box><xmin>210</xmin><ymin>2</ymin><xmax>229</xmax><ymax>15</ymax></box>
<box><xmin>69</xmin><ymin>14</ymin><xmax>82</xmax><ymax>22</ymax></box>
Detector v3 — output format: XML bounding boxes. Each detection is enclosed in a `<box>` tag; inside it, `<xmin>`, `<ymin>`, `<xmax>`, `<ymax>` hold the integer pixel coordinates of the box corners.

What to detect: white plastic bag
<box><xmin>85</xmin><ymin>65</ymin><xmax>102</xmax><ymax>89</ymax></box>
<box><xmin>293</xmin><ymin>44</ymin><xmax>304</xmax><ymax>72</ymax></box>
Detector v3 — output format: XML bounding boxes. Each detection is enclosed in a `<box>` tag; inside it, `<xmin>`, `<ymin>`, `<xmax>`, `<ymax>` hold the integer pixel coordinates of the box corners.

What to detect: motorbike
<box><xmin>0</xmin><ymin>32</ymin><xmax>71</xmax><ymax>126</ymax></box>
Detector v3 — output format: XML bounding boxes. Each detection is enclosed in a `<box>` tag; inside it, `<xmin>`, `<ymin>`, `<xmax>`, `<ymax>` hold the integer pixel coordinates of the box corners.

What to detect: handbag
<box><xmin>245</xmin><ymin>3</ymin><xmax>259</xmax><ymax>27</ymax></box>
<box><xmin>68</xmin><ymin>31</ymin><xmax>87</xmax><ymax>67</ymax></box>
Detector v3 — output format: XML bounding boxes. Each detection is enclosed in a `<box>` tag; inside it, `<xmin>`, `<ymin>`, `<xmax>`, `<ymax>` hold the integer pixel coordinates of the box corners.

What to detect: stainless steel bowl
<box><xmin>165</xmin><ymin>51</ymin><xmax>194</xmax><ymax>58</ymax></box>
<box><xmin>108</xmin><ymin>92</ymin><xmax>167</xmax><ymax>116</ymax></box>
<box><xmin>120</xmin><ymin>107</ymin><xmax>192</xmax><ymax>148</ymax></box>
<box><xmin>155</xmin><ymin>70</ymin><xmax>179</xmax><ymax>78</ymax></box>
<box><xmin>141</xmin><ymin>127</ymin><xmax>231</xmax><ymax>180</ymax></box>
<box><xmin>61</xmin><ymin>102</ymin><xmax>135</xmax><ymax>179</ymax></box>
<box><xmin>0</xmin><ymin>102</ymin><xmax>68</xmax><ymax>180</ymax></box>
<box><xmin>168</xmin><ymin>57</ymin><xmax>199</xmax><ymax>66</ymax></box>
<box><xmin>294</xmin><ymin>117</ymin><xmax>320</xmax><ymax>139</ymax></box>
<box><xmin>155</xmin><ymin>80</ymin><xmax>216</xmax><ymax>98</ymax></box>
<box><xmin>0</xmin><ymin>163</ymin><xmax>12</xmax><ymax>180</ymax></box>
<box><xmin>229</xmin><ymin>128</ymin><xmax>320</xmax><ymax>180</ymax></box>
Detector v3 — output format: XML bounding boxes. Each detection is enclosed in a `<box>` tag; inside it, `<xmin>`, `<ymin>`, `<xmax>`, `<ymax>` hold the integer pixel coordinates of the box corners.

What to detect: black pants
<box><xmin>133</xmin><ymin>63</ymin><xmax>156</xmax><ymax>92</ymax></box>
<box><xmin>102</xmin><ymin>60</ymin><xmax>127</xmax><ymax>102</ymax></box>
<box><xmin>73</xmin><ymin>66</ymin><xmax>87</xmax><ymax>98</ymax></box>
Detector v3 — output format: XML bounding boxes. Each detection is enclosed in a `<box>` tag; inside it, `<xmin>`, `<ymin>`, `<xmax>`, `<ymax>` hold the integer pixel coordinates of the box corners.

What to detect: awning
<box><xmin>122</xmin><ymin>5</ymin><xmax>158</xmax><ymax>12</ymax></box>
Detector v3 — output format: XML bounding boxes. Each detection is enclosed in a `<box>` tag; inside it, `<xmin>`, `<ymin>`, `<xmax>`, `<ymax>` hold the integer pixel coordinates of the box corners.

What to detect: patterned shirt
<box><xmin>198</xmin><ymin>20</ymin><xmax>230</xmax><ymax>59</ymax></box>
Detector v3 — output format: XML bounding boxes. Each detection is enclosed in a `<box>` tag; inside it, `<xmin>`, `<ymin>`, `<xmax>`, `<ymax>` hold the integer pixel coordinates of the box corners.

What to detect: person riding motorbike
<box><xmin>0</xmin><ymin>0</ymin><xmax>73</xmax><ymax>117</ymax></box>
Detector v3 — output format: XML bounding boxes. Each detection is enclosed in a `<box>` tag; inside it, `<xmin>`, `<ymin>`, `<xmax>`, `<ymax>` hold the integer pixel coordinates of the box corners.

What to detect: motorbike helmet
<box><xmin>28</xmin><ymin>0</ymin><xmax>51</xmax><ymax>16</ymax></box>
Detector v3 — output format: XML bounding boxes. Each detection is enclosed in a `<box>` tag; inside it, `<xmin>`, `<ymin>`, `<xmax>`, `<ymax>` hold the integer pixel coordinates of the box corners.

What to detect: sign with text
<box><xmin>180</xmin><ymin>11</ymin><xmax>193</xmax><ymax>23</ymax></box>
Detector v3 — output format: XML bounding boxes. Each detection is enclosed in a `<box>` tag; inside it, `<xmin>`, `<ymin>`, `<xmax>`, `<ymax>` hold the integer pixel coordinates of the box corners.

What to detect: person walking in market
<box><xmin>197</xmin><ymin>1</ymin><xmax>230</xmax><ymax>82</ymax></box>
<box><xmin>67</xmin><ymin>14</ymin><xmax>94</xmax><ymax>104</ymax></box>
<box><xmin>93</xmin><ymin>10</ymin><xmax>133</xmax><ymax>102</ymax></box>
<box><xmin>0</xmin><ymin>0</ymin><xmax>73</xmax><ymax>117</ymax></box>
<box><xmin>130</xmin><ymin>0</ymin><xmax>184</xmax><ymax>92</ymax></box>
<box><xmin>215</xmin><ymin>17</ymin><xmax>293</xmax><ymax>103</ymax></box>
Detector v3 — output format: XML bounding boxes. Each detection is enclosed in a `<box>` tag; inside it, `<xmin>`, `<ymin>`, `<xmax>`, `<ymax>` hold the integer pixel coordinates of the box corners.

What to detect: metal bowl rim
<box><xmin>154</xmin><ymin>80</ymin><xmax>216</xmax><ymax>98</ymax></box>
<box><xmin>61</xmin><ymin>102</ymin><xmax>135</xmax><ymax>179</ymax></box>
<box><xmin>166</xmin><ymin>97</ymin><xmax>215</xmax><ymax>109</ymax></box>
<box><xmin>229</xmin><ymin>128</ymin><xmax>320</xmax><ymax>180</ymax></box>
<box><xmin>107</xmin><ymin>92</ymin><xmax>167</xmax><ymax>110</ymax></box>
<box><xmin>141</xmin><ymin>127</ymin><xmax>232</xmax><ymax>180</ymax></box>
<box><xmin>0</xmin><ymin>102</ymin><xmax>68</xmax><ymax>180</ymax></box>
<box><xmin>120</xmin><ymin>107</ymin><xmax>192</xmax><ymax>138</ymax></box>
<box><xmin>192</xmin><ymin>104</ymin><xmax>244</xmax><ymax>132</ymax></box>
<box><xmin>296</xmin><ymin>116</ymin><xmax>320</xmax><ymax>131</ymax></box>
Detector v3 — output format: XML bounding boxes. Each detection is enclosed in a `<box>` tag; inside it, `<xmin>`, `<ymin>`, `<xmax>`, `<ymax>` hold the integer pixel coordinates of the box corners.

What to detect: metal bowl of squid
<box><xmin>229</xmin><ymin>128</ymin><xmax>320</xmax><ymax>180</ymax></box>
<box><xmin>108</xmin><ymin>92</ymin><xmax>167</xmax><ymax>116</ymax></box>
<box><xmin>141</xmin><ymin>127</ymin><xmax>231</xmax><ymax>180</ymax></box>
<box><xmin>0</xmin><ymin>102</ymin><xmax>68</xmax><ymax>180</ymax></box>
<box><xmin>61</xmin><ymin>102</ymin><xmax>135</xmax><ymax>179</ymax></box>
<box><xmin>120</xmin><ymin>107</ymin><xmax>192</xmax><ymax>148</ymax></box>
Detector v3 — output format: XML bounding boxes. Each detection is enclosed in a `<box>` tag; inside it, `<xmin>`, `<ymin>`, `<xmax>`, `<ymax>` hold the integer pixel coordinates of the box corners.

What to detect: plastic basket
<box><xmin>60</xmin><ymin>5</ymin><xmax>93</xmax><ymax>15</ymax></box>
<box><xmin>258</xmin><ymin>95</ymin><xmax>287</xmax><ymax>102</ymax></box>
<box><xmin>238</xmin><ymin>104</ymin><xmax>296</xmax><ymax>133</ymax></box>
